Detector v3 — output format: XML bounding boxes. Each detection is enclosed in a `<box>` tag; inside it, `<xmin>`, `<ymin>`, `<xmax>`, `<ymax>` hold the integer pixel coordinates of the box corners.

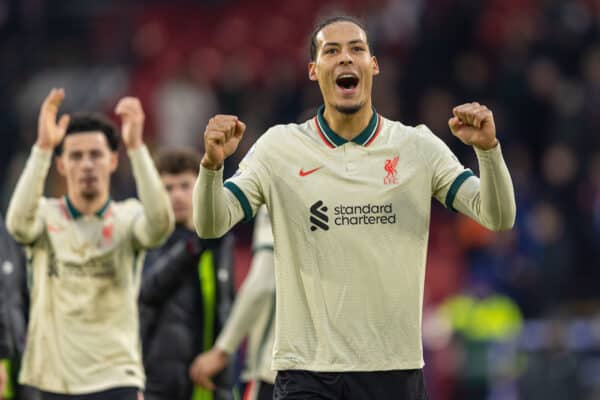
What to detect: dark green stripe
<box><xmin>64</xmin><ymin>196</ymin><xmax>81</xmax><ymax>219</ymax></box>
<box><xmin>95</xmin><ymin>198</ymin><xmax>112</xmax><ymax>217</ymax></box>
<box><xmin>317</xmin><ymin>106</ymin><xmax>346</xmax><ymax>147</ymax></box>
<box><xmin>65</xmin><ymin>195</ymin><xmax>111</xmax><ymax>218</ymax></box>
<box><xmin>352</xmin><ymin>112</ymin><xmax>379</xmax><ymax>145</ymax></box>
<box><xmin>224</xmin><ymin>181</ymin><xmax>252</xmax><ymax>222</ymax></box>
<box><xmin>252</xmin><ymin>244</ymin><xmax>274</xmax><ymax>255</ymax></box>
<box><xmin>316</xmin><ymin>105</ymin><xmax>379</xmax><ymax>147</ymax></box>
<box><xmin>446</xmin><ymin>170</ymin><xmax>475</xmax><ymax>212</ymax></box>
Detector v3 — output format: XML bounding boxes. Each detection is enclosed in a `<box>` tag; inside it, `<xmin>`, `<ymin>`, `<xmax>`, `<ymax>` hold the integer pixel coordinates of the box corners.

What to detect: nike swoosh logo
<box><xmin>299</xmin><ymin>166</ymin><xmax>323</xmax><ymax>177</ymax></box>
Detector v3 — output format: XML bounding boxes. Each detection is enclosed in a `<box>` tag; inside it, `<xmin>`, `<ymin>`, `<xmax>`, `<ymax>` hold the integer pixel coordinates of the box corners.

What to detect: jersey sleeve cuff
<box><xmin>224</xmin><ymin>181</ymin><xmax>252</xmax><ymax>222</ymax></box>
<box><xmin>445</xmin><ymin>169</ymin><xmax>475</xmax><ymax>212</ymax></box>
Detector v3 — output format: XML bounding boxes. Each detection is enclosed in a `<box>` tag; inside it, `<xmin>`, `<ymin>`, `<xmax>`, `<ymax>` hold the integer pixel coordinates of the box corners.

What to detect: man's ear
<box><xmin>308</xmin><ymin>62</ymin><xmax>318</xmax><ymax>82</ymax></box>
<box><xmin>109</xmin><ymin>152</ymin><xmax>118</xmax><ymax>173</ymax></box>
<box><xmin>372</xmin><ymin>56</ymin><xmax>380</xmax><ymax>76</ymax></box>
<box><xmin>56</xmin><ymin>156</ymin><xmax>66</xmax><ymax>177</ymax></box>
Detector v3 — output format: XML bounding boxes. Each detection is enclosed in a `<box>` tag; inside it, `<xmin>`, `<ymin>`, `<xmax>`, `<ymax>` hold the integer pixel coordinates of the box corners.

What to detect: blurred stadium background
<box><xmin>1</xmin><ymin>0</ymin><xmax>600</xmax><ymax>399</ymax></box>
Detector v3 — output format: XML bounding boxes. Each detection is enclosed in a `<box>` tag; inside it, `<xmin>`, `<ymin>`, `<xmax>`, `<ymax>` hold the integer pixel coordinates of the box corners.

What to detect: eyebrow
<box><xmin>322</xmin><ymin>39</ymin><xmax>366</xmax><ymax>48</ymax></box>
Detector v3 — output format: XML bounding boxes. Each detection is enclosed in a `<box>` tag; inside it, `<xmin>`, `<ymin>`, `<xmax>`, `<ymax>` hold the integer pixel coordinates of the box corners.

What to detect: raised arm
<box><xmin>443</xmin><ymin>102</ymin><xmax>516</xmax><ymax>231</ymax></box>
<box><xmin>6</xmin><ymin>89</ymin><xmax>70</xmax><ymax>243</ymax></box>
<box><xmin>193</xmin><ymin>115</ymin><xmax>249</xmax><ymax>239</ymax></box>
<box><xmin>115</xmin><ymin>97</ymin><xmax>174</xmax><ymax>248</ymax></box>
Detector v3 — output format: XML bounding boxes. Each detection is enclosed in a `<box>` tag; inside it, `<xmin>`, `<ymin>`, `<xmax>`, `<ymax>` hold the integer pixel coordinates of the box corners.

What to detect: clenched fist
<box><xmin>36</xmin><ymin>88</ymin><xmax>71</xmax><ymax>151</ymax></box>
<box><xmin>115</xmin><ymin>97</ymin><xmax>145</xmax><ymax>149</ymax></box>
<box><xmin>448</xmin><ymin>102</ymin><xmax>498</xmax><ymax>150</ymax></box>
<box><xmin>201</xmin><ymin>115</ymin><xmax>246</xmax><ymax>170</ymax></box>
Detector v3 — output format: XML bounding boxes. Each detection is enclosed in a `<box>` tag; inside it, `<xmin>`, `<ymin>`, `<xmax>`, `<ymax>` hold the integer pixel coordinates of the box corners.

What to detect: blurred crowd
<box><xmin>1</xmin><ymin>0</ymin><xmax>599</xmax><ymax>399</ymax></box>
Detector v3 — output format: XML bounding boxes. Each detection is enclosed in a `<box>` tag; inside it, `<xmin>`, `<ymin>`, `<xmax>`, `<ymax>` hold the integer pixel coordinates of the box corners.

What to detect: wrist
<box><xmin>214</xmin><ymin>347</ymin><xmax>230</xmax><ymax>361</ymax></box>
<box><xmin>125</xmin><ymin>140</ymin><xmax>143</xmax><ymax>150</ymax></box>
<box><xmin>201</xmin><ymin>156</ymin><xmax>222</xmax><ymax>170</ymax></box>
<box><xmin>474</xmin><ymin>138</ymin><xmax>498</xmax><ymax>151</ymax></box>
<box><xmin>35</xmin><ymin>140</ymin><xmax>54</xmax><ymax>151</ymax></box>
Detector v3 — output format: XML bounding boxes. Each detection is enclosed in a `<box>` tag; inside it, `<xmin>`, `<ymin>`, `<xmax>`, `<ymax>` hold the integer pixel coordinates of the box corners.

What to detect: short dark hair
<box><xmin>154</xmin><ymin>148</ymin><xmax>201</xmax><ymax>176</ymax></box>
<box><xmin>55</xmin><ymin>113</ymin><xmax>119</xmax><ymax>156</ymax></box>
<box><xmin>309</xmin><ymin>15</ymin><xmax>370</xmax><ymax>62</ymax></box>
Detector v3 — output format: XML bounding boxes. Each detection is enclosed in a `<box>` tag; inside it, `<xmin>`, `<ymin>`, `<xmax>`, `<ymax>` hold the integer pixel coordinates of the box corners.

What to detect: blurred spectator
<box><xmin>140</xmin><ymin>149</ymin><xmax>236</xmax><ymax>400</ymax></box>
<box><xmin>0</xmin><ymin>215</ymin><xmax>40</xmax><ymax>400</ymax></box>
<box><xmin>436</xmin><ymin>276</ymin><xmax>523</xmax><ymax>400</ymax></box>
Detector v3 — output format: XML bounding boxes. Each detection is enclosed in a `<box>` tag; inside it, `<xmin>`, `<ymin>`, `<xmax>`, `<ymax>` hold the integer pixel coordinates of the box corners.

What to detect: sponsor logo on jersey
<box><xmin>384</xmin><ymin>156</ymin><xmax>399</xmax><ymax>185</ymax></box>
<box><xmin>309</xmin><ymin>200</ymin><xmax>329</xmax><ymax>231</ymax></box>
<box><xmin>309</xmin><ymin>201</ymin><xmax>397</xmax><ymax>231</ymax></box>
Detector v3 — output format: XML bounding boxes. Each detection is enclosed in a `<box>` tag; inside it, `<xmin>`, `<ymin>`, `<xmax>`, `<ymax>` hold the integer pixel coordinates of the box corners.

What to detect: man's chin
<box><xmin>334</xmin><ymin>102</ymin><xmax>364</xmax><ymax>115</ymax></box>
<box><xmin>81</xmin><ymin>190</ymin><xmax>100</xmax><ymax>201</ymax></box>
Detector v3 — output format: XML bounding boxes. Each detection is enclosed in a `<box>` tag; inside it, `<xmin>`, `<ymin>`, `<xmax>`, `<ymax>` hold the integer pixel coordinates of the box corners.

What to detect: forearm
<box><xmin>130</xmin><ymin>145</ymin><xmax>174</xmax><ymax>247</ymax></box>
<box><xmin>6</xmin><ymin>145</ymin><xmax>51</xmax><ymax>243</ymax></box>
<box><xmin>455</xmin><ymin>144</ymin><xmax>516</xmax><ymax>231</ymax></box>
<box><xmin>193</xmin><ymin>166</ymin><xmax>244</xmax><ymax>239</ymax></box>
<box><xmin>215</xmin><ymin>250</ymin><xmax>275</xmax><ymax>354</ymax></box>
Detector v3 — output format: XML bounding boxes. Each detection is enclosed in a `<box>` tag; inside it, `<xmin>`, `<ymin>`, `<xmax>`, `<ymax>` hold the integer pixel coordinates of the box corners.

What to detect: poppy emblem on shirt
<box><xmin>384</xmin><ymin>156</ymin><xmax>399</xmax><ymax>185</ymax></box>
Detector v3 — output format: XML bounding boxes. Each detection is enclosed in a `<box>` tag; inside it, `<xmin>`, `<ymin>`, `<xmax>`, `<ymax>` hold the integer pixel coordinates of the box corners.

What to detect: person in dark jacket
<box><xmin>0</xmin><ymin>215</ymin><xmax>39</xmax><ymax>400</ymax></box>
<box><xmin>139</xmin><ymin>149</ymin><xmax>236</xmax><ymax>400</ymax></box>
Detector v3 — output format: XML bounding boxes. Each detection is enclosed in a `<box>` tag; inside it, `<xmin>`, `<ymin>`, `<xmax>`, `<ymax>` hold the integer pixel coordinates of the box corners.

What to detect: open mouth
<box><xmin>336</xmin><ymin>74</ymin><xmax>359</xmax><ymax>90</ymax></box>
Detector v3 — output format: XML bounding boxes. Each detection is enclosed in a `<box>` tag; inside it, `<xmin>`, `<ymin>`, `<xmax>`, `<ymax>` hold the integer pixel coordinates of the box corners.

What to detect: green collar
<box><xmin>315</xmin><ymin>105</ymin><xmax>381</xmax><ymax>148</ymax></box>
<box><xmin>64</xmin><ymin>196</ymin><xmax>111</xmax><ymax>219</ymax></box>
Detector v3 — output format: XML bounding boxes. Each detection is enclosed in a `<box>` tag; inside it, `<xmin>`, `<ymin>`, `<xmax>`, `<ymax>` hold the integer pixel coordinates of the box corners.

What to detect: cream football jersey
<box><xmin>6</xmin><ymin>145</ymin><xmax>173</xmax><ymax>394</ymax></box>
<box><xmin>194</xmin><ymin>107</ymin><xmax>515</xmax><ymax>372</ymax></box>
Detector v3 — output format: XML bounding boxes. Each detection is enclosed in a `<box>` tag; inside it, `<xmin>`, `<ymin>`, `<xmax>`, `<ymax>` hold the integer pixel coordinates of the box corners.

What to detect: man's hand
<box><xmin>188</xmin><ymin>347</ymin><xmax>230</xmax><ymax>390</ymax></box>
<box><xmin>115</xmin><ymin>97</ymin><xmax>145</xmax><ymax>150</ymax></box>
<box><xmin>0</xmin><ymin>361</ymin><xmax>7</xmax><ymax>400</ymax></box>
<box><xmin>448</xmin><ymin>102</ymin><xmax>498</xmax><ymax>150</ymax></box>
<box><xmin>201</xmin><ymin>115</ymin><xmax>246</xmax><ymax>170</ymax></box>
<box><xmin>36</xmin><ymin>88</ymin><xmax>70</xmax><ymax>151</ymax></box>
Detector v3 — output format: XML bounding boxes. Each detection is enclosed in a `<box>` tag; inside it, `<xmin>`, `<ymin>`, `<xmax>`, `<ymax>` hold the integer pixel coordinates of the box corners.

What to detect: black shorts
<box><xmin>274</xmin><ymin>369</ymin><xmax>428</xmax><ymax>400</ymax></box>
<box><xmin>40</xmin><ymin>387</ymin><xmax>139</xmax><ymax>400</ymax></box>
<box><xmin>243</xmin><ymin>380</ymin><xmax>275</xmax><ymax>400</ymax></box>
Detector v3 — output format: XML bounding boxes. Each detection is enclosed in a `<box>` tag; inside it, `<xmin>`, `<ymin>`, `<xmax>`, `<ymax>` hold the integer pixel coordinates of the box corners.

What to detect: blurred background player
<box><xmin>139</xmin><ymin>149</ymin><xmax>236</xmax><ymax>400</ymax></box>
<box><xmin>5</xmin><ymin>89</ymin><xmax>174</xmax><ymax>400</ymax></box>
<box><xmin>0</xmin><ymin>214</ymin><xmax>40</xmax><ymax>400</ymax></box>
<box><xmin>193</xmin><ymin>15</ymin><xmax>515</xmax><ymax>399</ymax></box>
<box><xmin>189</xmin><ymin>205</ymin><xmax>276</xmax><ymax>400</ymax></box>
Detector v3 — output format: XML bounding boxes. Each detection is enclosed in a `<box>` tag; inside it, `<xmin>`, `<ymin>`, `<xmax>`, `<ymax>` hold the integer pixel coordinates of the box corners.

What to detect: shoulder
<box><xmin>380</xmin><ymin>118</ymin><xmax>432</xmax><ymax>141</ymax></box>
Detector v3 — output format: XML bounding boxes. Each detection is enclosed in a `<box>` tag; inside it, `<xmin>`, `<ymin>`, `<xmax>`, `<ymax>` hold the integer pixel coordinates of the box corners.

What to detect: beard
<box><xmin>334</xmin><ymin>101</ymin><xmax>364</xmax><ymax>115</ymax></box>
<box><xmin>81</xmin><ymin>187</ymin><xmax>100</xmax><ymax>201</ymax></box>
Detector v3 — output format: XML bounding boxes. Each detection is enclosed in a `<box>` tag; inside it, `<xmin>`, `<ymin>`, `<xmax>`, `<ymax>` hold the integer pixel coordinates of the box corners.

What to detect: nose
<box><xmin>81</xmin><ymin>155</ymin><xmax>94</xmax><ymax>169</ymax></box>
<box><xmin>338</xmin><ymin>48</ymin><xmax>353</xmax><ymax>65</ymax></box>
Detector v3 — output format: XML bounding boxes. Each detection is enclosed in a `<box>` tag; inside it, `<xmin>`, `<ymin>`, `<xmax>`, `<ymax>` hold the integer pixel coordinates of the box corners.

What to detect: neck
<box><xmin>67</xmin><ymin>191</ymin><xmax>110</xmax><ymax>216</ymax></box>
<box><xmin>183</xmin><ymin>217</ymin><xmax>194</xmax><ymax>231</ymax></box>
<box><xmin>323</xmin><ymin>100</ymin><xmax>373</xmax><ymax>141</ymax></box>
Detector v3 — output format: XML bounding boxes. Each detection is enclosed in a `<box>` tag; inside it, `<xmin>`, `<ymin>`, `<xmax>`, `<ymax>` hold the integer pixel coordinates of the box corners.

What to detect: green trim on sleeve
<box><xmin>224</xmin><ymin>181</ymin><xmax>252</xmax><ymax>222</ymax></box>
<box><xmin>445</xmin><ymin>170</ymin><xmax>475</xmax><ymax>212</ymax></box>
